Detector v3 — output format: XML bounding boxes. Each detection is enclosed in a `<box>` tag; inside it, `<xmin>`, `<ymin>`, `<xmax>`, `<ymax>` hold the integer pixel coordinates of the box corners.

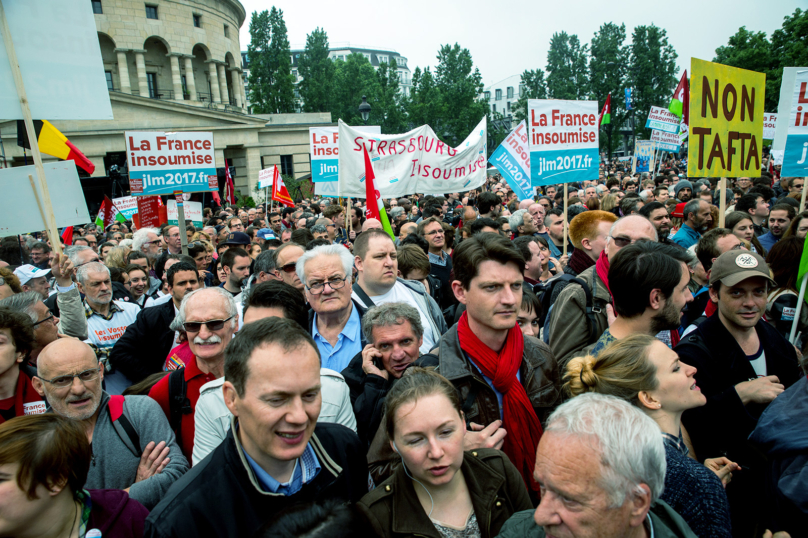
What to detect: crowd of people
<box><xmin>0</xmin><ymin>151</ymin><xmax>804</xmax><ymax>538</ymax></box>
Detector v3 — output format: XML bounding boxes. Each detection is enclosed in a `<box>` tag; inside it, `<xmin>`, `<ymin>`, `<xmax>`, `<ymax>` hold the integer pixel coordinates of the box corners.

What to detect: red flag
<box><xmin>670</xmin><ymin>71</ymin><xmax>689</xmax><ymax>140</ymax></box>
<box><xmin>362</xmin><ymin>146</ymin><xmax>395</xmax><ymax>238</ymax></box>
<box><xmin>598</xmin><ymin>94</ymin><xmax>611</xmax><ymax>126</ymax></box>
<box><xmin>211</xmin><ymin>191</ymin><xmax>222</xmax><ymax>206</ymax></box>
<box><xmin>270</xmin><ymin>165</ymin><xmax>294</xmax><ymax>208</ymax></box>
<box><xmin>224</xmin><ymin>165</ymin><xmax>236</xmax><ymax>205</ymax></box>
<box><xmin>60</xmin><ymin>226</ymin><xmax>73</xmax><ymax>246</ymax></box>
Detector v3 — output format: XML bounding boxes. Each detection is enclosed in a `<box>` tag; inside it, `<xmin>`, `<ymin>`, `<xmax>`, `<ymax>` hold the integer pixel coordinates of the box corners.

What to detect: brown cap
<box><xmin>709</xmin><ymin>250</ymin><xmax>776</xmax><ymax>287</ymax></box>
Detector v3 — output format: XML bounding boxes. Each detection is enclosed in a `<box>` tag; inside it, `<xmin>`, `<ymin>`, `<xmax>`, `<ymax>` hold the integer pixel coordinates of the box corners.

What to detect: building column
<box><xmin>168</xmin><ymin>54</ymin><xmax>184</xmax><ymax>102</ymax></box>
<box><xmin>207</xmin><ymin>61</ymin><xmax>221</xmax><ymax>103</ymax></box>
<box><xmin>229</xmin><ymin>68</ymin><xmax>241</xmax><ymax>108</ymax></box>
<box><xmin>183</xmin><ymin>56</ymin><xmax>197</xmax><ymax>101</ymax></box>
<box><xmin>217</xmin><ymin>63</ymin><xmax>230</xmax><ymax>105</ymax></box>
<box><xmin>239</xmin><ymin>70</ymin><xmax>247</xmax><ymax>108</ymax></box>
<box><xmin>133</xmin><ymin>49</ymin><xmax>149</xmax><ymax>97</ymax></box>
<box><xmin>246</xmin><ymin>147</ymin><xmax>262</xmax><ymax>193</ymax></box>
<box><xmin>114</xmin><ymin>48</ymin><xmax>131</xmax><ymax>94</ymax></box>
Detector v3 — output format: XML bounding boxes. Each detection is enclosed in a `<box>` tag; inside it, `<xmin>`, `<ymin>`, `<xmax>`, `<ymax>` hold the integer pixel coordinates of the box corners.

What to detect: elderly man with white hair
<box><xmin>147</xmin><ymin>287</ymin><xmax>237</xmax><ymax>461</ymax></box>
<box><xmin>132</xmin><ymin>227</ymin><xmax>163</xmax><ymax>265</ymax></box>
<box><xmin>509</xmin><ymin>208</ymin><xmax>538</xmax><ymax>237</ymax></box>
<box><xmin>298</xmin><ymin>244</ymin><xmax>368</xmax><ymax>373</ymax></box>
<box><xmin>76</xmin><ymin>261</ymin><xmax>140</xmax><ymax>394</ymax></box>
<box><xmin>497</xmin><ymin>392</ymin><xmax>697</xmax><ymax>538</ymax></box>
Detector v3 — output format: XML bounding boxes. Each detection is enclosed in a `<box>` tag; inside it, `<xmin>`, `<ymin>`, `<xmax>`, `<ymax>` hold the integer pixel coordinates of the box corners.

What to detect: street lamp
<box><xmin>358</xmin><ymin>96</ymin><xmax>371</xmax><ymax>124</ymax></box>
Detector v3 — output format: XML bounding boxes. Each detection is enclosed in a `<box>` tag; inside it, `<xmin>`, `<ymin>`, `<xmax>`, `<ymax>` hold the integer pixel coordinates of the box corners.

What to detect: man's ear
<box><xmin>628</xmin><ymin>484</ymin><xmax>652</xmax><ymax>528</ymax></box>
<box><xmin>222</xmin><ymin>381</ymin><xmax>239</xmax><ymax>416</ymax></box>
<box><xmin>32</xmin><ymin>376</ymin><xmax>45</xmax><ymax>397</ymax></box>
<box><xmin>354</xmin><ymin>255</ymin><xmax>364</xmax><ymax>273</ymax></box>
<box><xmin>648</xmin><ymin>289</ymin><xmax>664</xmax><ymax>311</ymax></box>
<box><xmin>451</xmin><ymin>281</ymin><xmax>467</xmax><ymax>305</ymax></box>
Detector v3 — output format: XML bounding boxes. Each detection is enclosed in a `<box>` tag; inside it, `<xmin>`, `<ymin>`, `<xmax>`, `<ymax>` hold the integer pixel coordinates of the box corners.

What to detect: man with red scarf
<box><xmin>547</xmin><ymin>214</ymin><xmax>658</xmax><ymax>367</ymax></box>
<box><xmin>430</xmin><ymin>233</ymin><xmax>562</xmax><ymax>498</ymax></box>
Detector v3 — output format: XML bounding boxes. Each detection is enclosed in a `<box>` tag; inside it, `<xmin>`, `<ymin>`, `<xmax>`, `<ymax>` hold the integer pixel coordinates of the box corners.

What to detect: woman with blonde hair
<box><xmin>600</xmin><ymin>193</ymin><xmax>619</xmax><ymax>212</ymax></box>
<box><xmin>565</xmin><ymin>335</ymin><xmax>734</xmax><ymax>538</ymax></box>
<box><xmin>103</xmin><ymin>245</ymin><xmax>131</xmax><ymax>269</ymax></box>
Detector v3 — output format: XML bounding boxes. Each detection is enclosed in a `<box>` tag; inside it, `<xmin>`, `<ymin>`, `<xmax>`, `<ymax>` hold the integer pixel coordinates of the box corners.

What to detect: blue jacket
<box><xmin>758</xmin><ymin>231</ymin><xmax>779</xmax><ymax>253</ymax></box>
<box><xmin>671</xmin><ymin>223</ymin><xmax>700</xmax><ymax>249</ymax></box>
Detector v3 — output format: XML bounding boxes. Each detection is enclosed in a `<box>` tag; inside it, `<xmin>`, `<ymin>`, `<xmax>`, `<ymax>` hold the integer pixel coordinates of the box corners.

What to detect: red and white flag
<box><xmin>270</xmin><ymin>165</ymin><xmax>295</xmax><ymax>207</ymax></box>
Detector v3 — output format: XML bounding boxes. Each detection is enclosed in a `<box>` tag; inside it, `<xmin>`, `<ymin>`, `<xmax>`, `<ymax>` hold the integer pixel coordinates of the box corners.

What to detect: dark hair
<box><xmin>453</xmin><ymin>233</ymin><xmax>525</xmax><ymax>290</ymax></box>
<box><xmin>469</xmin><ymin>217</ymin><xmax>499</xmax><ymax>235</ymax></box>
<box><xmin>0</xmin><ymin>306</ymin><xmax>35</xmax><ymax>359</ymax></box>
<box><xmin>166</xmin><ymin>261</ymin><xmax>199</xmax><ymax>287</ymax></box>
<box><xmin>512</xmin><ymin>236</ymin><xmax>537</xmax><ymax>264</ymax></box>
<box><xmin>416</xmin><ymin>216</ymin><xmax>443</xmax><ymax>237</ymax></box>
<box><xmin>243</xmin><ymin>281</ymin><xmax>308</xmax><ymax>330</ymax></box>
<box><xmin>747</xmin><ymin>185</ymin><xmax>775</xmax><ymax>202</ymax></box>
<box><xmin>123</xmin><ymin>263</ymin><xmax>147</xmax><ymax>279</ymax></box>
<box><xmin>354</xmin><ymin>229</ymin><xmax>393</xmax><ymax>260</ymax></box>
<box><xmin>306</xmin><ymin>238</ymin><xmax>332</xmax><ymax>250</ymax></box>
<box><xmin>30</xmin><ymin>241</ymin><xmax>50</xmax><ymax>254</ymax></box>
<box><xmin>383</xmin><ymin>367</ymin><xmax>462</xmax><ymax>440</ymax></box>
<box><xmin>766</xmin><ymin>236</ymin><xmax>803</xmax><ymax>291</ymax></box>
<box><xmin>399</xmin><ymin>232</ymin><xmax>430</xmax><ymax>254</ymax></box>
<box><xmin>770</xmin><ymin>203</ymin><xmax>797</xmax><ymax>220</ymax></box>
<box><xmin>608</xmin><ymin>240</ymin><xmax>690</xmax><ymax>318</ymax></box>
<box><xmin>477</xmin><ymin>192</ymin><xmax>501</xmax><ymax>215</ymax></box>
<box><xmin>735</xmin><ymin>193</ymin><xmax>762</xmax><ymax>214</ymax></box>
<box><xmin>224</xmin><ymin>317</ymin><xmax>319</xmax><ymax>397</ymax></box>
<box><xmin>291</xmin><ymin>228</ymin><xmax>314</xmax><ymax>247</ymax></box>
<box><xmin>0</xmin><ymin>414</ymin><xmax>91</xmax><ymax>500</ymax></box>
<box><xmin>421</xmin><ymin>203</ymin><xmax>442</xmax><ymax>219</ymax></box>
<box><xmin>397</xmin><ymin>244</ymin><xmax>430</xmax><ymax>277</ymax></box>
<box><xmin>695</xmin><ymin>228</ymin><xmax>734</xmax><ymax>271</ymax></box>
<box><xmin>639</xmin><ymin>201</ymin><xmax>666</xmax><ymax>219</ymax></box>
<box><xmin>521</xmin><ymin>282</ymin><xmax>541</xmax><ymax>317</ymax></box>
<box><xmin>188</xmin><ymin>242</ymin><xmax>207</xmax><ymax>258</ymax></box>
<box><xmin>127</xmin><ymin>250</ymin><xmax>148</xmax><ymax>263</ymax></box>
<box><xmin>221</xmin><ymin>248</ymin><xmax>249</xmax><ymax>270</ymax></box>
<box><xmin>256</xmin><ymin>500</ymin><xmax>372</xmax><ymax>538</ymax></box>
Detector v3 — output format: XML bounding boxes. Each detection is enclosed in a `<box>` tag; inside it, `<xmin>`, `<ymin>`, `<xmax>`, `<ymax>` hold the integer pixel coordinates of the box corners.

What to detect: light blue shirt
<box><xmin>242</xmin><ymin>442</ymin><xmax>321</xmax><ymax>496</ymax></box>
<box><xmin>671</xmin><ymin>223</ymin><xmax>700</xmax><ymax>249</ymax></box>
<box><xmin>464</xmin><ymin>352</ymin><xmax>521</xmax><ymax>419</ymax></box>
<box><xmin>312</xmin><ymin>304</ymin><xmax>362</xmax><ymax>373</ymax></box>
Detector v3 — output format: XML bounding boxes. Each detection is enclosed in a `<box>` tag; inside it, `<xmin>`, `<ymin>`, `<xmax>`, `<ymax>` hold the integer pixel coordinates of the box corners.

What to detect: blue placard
<box><xmin>625</xmin><ymin>88</ymin><xmax>633</xmax><ymax>110</ymax></box>
<box><xmin>530</xmin><ymin>147</ymin><xmax>599</xmax><ymax>187</ymax></box>
<box><xmin>490</xmin><ymin>146</ymin><xmax>534</xmax><ymax>201</ymax></box>
<box><xmin>312</xmin><ymin>158</ymin><xmax>339</xmax><ymax>182</ymax></box>
<box><xmin>130</xmin><ymin>168</ymin><xmax>216</xmax><ymax>196</ymax></box>
<box><xmin>782</xmin><ymin>134</ymin><xmax>808</xmax><ymax>177</ymax></box>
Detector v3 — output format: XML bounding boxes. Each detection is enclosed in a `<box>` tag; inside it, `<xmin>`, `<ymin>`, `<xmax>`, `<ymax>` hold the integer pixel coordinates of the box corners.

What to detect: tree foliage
<box><xmin>546</xmin><ymin>32</ymin><xmax>590</xmax><ymax>100</ymax></box>
<box><xmin>297</xmin><ymin>27</ymin><xmax>335</xmax><ymax>113</ymax></box>
<box><xmin>627</xmin><ymin>25</ymin><xmax>678</xmax><ymax>140</ymax></box>
<box><xmin>247</xmin><ymin>8</ymin><xmax>295</xmax><ymax>113</ymax></box>
<box><xmin>433</xmin><ymin>44</ymin><xmax>489</xmax><ymax>146</ymax></box>
<box><xmin>590</xmin><ymin>23</ymin><xmax>629</xmax><ymax>156</ymax></box>
<box><xmin>512</xmin><ymin>69</ymin><xmax>547</xmax><ymax>123</ymax></box>
<box><xmin>406</xmin><ymin>67</ymin><xmax>445</xmax><ymax>130</ymax></box>
<box><xmin>330</xmin><ymin>54</ymin><xmax>380</xmax><ymax>125</ymax></box>
<box><xmin>373</xmin><ymin>59</ymin><xmax>408</xmax><ymax>133</ymax></box>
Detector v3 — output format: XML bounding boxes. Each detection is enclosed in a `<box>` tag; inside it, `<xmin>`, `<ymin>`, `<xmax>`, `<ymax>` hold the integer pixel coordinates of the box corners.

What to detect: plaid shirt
<box><xmin>83</xmin><ymin>298</ymin><xmax>124</xmax><ymax>320</ymax></box>
<box><xmin>334</xmin><ymin>227</ymin><xmax>349</xmax><ymax>246</ymax></box>
<box><xmin>661</xmin><ymin>431</ymin><xmax>689</xmax><ymax>457</ymax></box>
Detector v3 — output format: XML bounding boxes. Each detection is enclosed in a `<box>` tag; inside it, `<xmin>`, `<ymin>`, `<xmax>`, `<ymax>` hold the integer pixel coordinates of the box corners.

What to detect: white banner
<box><xmin>763</xmin><ymin>113</ymin><xmax>778</xmax><ymax>140</ymax></box>
<box><xmin>166</xmin><ymin>200</ymin><xmax>203</xmax><ymax>227</ymax></box>
<box><xmin>258</xmin><ymin>167</ymin><xmax>275</xmax><ymax>190</ymax></box>
<box><xmin>112</xmin><ymin>196</ymin><xmax>138</xmax><ymax>219</ymax></box>
<box><xmin>650</xmin><ymin>130</ymin><xmax>681</xmax><ymax>152</ymax></box>
<box><xmin>334</xmin><ymin>118</ymin><xmax>487</xmax><ymax>198</ymax></box>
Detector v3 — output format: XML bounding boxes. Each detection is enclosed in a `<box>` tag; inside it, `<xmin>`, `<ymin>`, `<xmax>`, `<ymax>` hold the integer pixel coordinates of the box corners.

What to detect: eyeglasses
<box><xmin>32</xmin><ymin>313</ymin><xmax>55</xmax><ymax>327</ymax></box>
<box><xmin>144</xmin><ymin>239</ymin><xmax>161</xmax><ymax>246</ymax></box>
<box><xmin>37</xmin><ymin>365</ymin><xmax>101</xmax><ymax>389</ymax></box>
<box><xmin>183</xmin><ymin>315</ymin><xmax>234</xmax><ymax>333</ymax></box>
<box><xmin>0</xmin><ymin>277</ymin><xmax>4</xmax><ymax>286</ymax></box>
<box><xmin>277</xmin><ymin>262</ymin><xmax>297</xmax><ymax>274</ymax></box>
<box><xmin>306</xmin><ymin>276</ymin><xmax>348</xmax><ymax>294</ymax></box>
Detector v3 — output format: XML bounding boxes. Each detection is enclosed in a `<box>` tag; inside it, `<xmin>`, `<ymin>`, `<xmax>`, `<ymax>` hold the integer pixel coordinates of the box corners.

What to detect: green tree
<box><xmin>246</xmin><ymin>8</ymin><xmax>295</xmax><ymax>113</ymax></box>
<box><xmin>297</xmin><ymin>27</ymin><xmax>335</xmax><ymax>113</ymax></box>
<box><xmin>512</xmin><ymin>69</ymin><xmax>547</xmax><ymax>123</ymax></box>
<box><xmin>627</xmin><ymin>25</ymin><xmax>678</xmax><ymax>140</ymax></box>
<box><xmin>590</xmin><ymin>23</ymin><xmax>629</xmax><ymax>156</ymax></box>
<box><xmin>713</xmin><ymin>27</ymin><xmax>777</xmax><ymax>110</ymax></box>
<box><xmin>433</xmin><ymin>43</ymin><xmax>488</xmax><ymax>146</ymax></box>
<box><xmin>406</xmin><ymin>67</ymin><xmax>445</xmax><ymax>129</ymax></box>
<box><xmin>546</xmin><ymin>32</ymin><xmax>589</xmax><ymax>100</ymax></box>
<box><xmin>372</xmin><ymin>59</ymin><xmax>408</xmax><ymax>133</ymax></box>
<box><xmin>330</xmin><ymin>53</ymin><xmax>380</xmax><ymax>125</ymax></box>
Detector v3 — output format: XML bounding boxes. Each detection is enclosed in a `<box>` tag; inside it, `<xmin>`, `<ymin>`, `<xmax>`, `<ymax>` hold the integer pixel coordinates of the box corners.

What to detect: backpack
<box><xmin>532</xmin><ymin>274</ymin><xmax>606</xmax><ymax>343</ymax></box>
<box><xmin>167</xmin><ymin>368</ymin><xmax>192</xmax><ymax>435</ymax></box>
<box><xmin>108</xmin><ymin>395</ymin><xmax>141</xmax><ymax>457</ymax></box>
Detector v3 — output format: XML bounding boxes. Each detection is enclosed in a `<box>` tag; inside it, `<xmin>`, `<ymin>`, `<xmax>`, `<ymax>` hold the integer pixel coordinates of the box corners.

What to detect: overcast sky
<box><xmin>238</xmin><ymin>0</ymin><xmax>803</xmax><ymax>88</ymax></box>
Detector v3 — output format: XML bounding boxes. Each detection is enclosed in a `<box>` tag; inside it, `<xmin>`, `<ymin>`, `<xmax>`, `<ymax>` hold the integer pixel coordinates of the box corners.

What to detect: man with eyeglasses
<box><xmin>147</xmin><ymin>287</ymin><xmax>237</xmax><ymax>461</ymax></box>
<box><xmin>418</xmin><ymin>216</ymin><xmax>454</xmax><ymax>310</ymax></box>
<box><xmin>110</xmin><ymin>262</ymin><xmax>200</xmax><ymax>384</ymax></box>
<box><xmin>75</xmin><ymin>262</ymin><xmax>140</xmax><ymax>394</ymax></box>
<box><xmin>548</xmin><ymin>214</ymin><xmax>658</xmax><ymax>367</ymax></box>
<box><xmin>33</xmin><ymin>338</ymin><xmax>189</xmax><ymax>509</ymax></box>
<box><xmin>154</xmin><ymin>226</ymin><xmax>183</xmax><ymax>280</ymax></box>
<box><xmin>300</xmin><ymin>244</ymin><xmax>367</xmax><ymax>373</ymax></box>
<box><xmin>133</xmin><ymin>227</ymin><xmax>163</xmax><ymax>276</ymax></box>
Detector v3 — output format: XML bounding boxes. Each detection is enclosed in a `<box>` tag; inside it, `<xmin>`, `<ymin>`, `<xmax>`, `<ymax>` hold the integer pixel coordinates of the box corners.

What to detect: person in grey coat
<box><xmin>32</xmin><ymin>338</ymin><xmax>188</xmax><ymax>509</ymax></box>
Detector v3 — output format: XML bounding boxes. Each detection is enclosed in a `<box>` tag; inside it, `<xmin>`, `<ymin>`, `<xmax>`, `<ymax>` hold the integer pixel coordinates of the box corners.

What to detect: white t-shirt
<box><xmin>748</xmin><ymin>347</ymin><xmax>767</xmax><ymax>378</ymax></box>
<box><xmin>361</xmin><ymin>282</ymin><xmax>437</xmax><ymax>354</ymax></box>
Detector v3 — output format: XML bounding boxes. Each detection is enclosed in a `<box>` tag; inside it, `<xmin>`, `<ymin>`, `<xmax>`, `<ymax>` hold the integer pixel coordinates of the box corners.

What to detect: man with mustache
<box><xmin>758</xmin><ymin>204</ymin><xmax>795</xmax><ymax>253</ymax></box>
<box><xmin>676</xmin><ymin>250</ymin><xmax>802</xmax><ymax>535</ymax></box>
<box><xmin>148</xmin><ymin>287</ymin><xmax>237</xmax><ymax>461</ymax></box>
<box><xmin>76</xmin><ymin>262</ymin><xmax>140</xmax><ymax>394</ymax></box>
<box><xmin>32</xmin><ymin>338</ymin><xmax>188</xmax><ymax>509</ymax></box>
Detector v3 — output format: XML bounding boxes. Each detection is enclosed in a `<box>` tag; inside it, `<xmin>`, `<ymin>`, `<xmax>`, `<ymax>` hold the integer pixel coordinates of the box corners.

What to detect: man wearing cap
<box><xmin>222</xmin><ymin>231</ymin><xmax>252</xmax><ymax>250</ymax></box>
<box><xmin>672</xmin><ymin>200</ymin><xmax>711</xmax><ymax>249</ymax></box>
<box><xmin>676</xmin><ymin>249</ymin><xmax>801</xmax><ymax>534</ymax></box>
<box><xmin>673</xmin><ymin>179</ymin><xmax>693</xmax><ymax>202</ymax></box>
<box><xmin>14</xmin><ymin>265</ymin><xmax>52</xmax><ymax>300</ymax></box>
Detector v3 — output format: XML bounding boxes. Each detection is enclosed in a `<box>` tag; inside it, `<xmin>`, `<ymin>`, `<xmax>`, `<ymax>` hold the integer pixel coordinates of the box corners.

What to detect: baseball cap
<box><xmin>709</xmin><ymin>250</ymin><xmax>776</xmax><ymax>287</ymax></box>
<box><xmin>257</xmin><ymin>228</ymin><xmax>276</xmax><ymax>240</ymax></box>
<box><xmin>671</xmin><ymin>202</ymin><xmax>685</xmax><ymax>219</ymax></box>
<box><xmin>14</xmin><ymin>264</ymin><xmax>52</xmax><ymax>284</ymax></box>
<box><xmin>223</xmin><ymin>232</ymin><xmax>251</xmax><ymax>246</ymax></box>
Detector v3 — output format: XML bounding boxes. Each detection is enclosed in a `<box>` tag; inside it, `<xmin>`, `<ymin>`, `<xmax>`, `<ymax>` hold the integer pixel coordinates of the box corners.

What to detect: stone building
<box><xmin>0</xmin><ymin>0</ymin><xmax>328</xmax><ymax>199</ymax></box>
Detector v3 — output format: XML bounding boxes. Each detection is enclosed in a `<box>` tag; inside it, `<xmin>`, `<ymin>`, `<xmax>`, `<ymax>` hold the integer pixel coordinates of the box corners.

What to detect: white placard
<box><xmin>763</xmin><ymin>113</ymin><xmax>778</xmax><ymax>140</ymax></box>
<box><xmin>166</xmin><ymin>200</ymin><xmax>203</xmax><ymax>227</ymax></box>
<box><xmin>112</xmin><ymin>196</ymin><xmax>138</xmax><ymax>219</ymax></box>
<box><xmin>0</xmin><ymin>162</ymin><xmax>91</xmax><ymax>235</ymax></box>
<box><xmin>0</xmin><ymin>0</ymin><xmax>113</xmax><ymax>120</ymax></box>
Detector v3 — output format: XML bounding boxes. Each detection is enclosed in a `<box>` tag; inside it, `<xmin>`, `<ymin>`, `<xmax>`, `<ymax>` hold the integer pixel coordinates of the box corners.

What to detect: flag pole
<box><xmin>0</xmin><ymin>0</ymin><xmax>62</xmax><ymax>256</ymax></box>
<box><xmin>563</xmin><ymin>183</ymin><xmax>568</xmax><ymax>257</ymax></box>
<box><xmin>800</xmin><ymin>176</ymin><xmax>808</xmax><ymax>213</ymax></box>
<box><xmin>790</xmin><ymin>272</ymin><xmax>808</xmax><ymax>344</ymax></box>
<box><xmin>175</xmin><ymin>191</ymin><xmax>189</xmax><ymax>256</ymax></box>
<box><xmin>718</xmin><ymin>177</ymin><xmax>726</xmax><ymax>228</ymax></box>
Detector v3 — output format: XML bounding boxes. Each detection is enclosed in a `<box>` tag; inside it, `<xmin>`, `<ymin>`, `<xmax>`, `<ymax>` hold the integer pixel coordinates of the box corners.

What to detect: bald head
<box><xmin>37</xmin><ymin>339</ymin><xmax>97</xmax><ymax>378</ymax></box>
<box><xmin>606</xmin><ymin>214</ymin><xmax>658</xmax><ymax>260</ymax></box>
<box><xmin>399</xmin><ymin>222</ymin><xmax>417</xmax><ymax>241</ymax></box>
<box><xmin>519</xmin><ymin>199</ymin><xmax>533</xmax><ymax>210</ymax></box>
<box><xmin>362</xmin><ymin>218</ymin><xmax>383</xmax><ymax>232</ymax></box>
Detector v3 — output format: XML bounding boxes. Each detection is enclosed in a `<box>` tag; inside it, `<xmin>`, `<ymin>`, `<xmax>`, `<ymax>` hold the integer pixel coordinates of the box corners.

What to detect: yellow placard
<box><xmin>687</xmin><ymin>58</ymin><xmax>765</xmax><ymax>178</ymax></box>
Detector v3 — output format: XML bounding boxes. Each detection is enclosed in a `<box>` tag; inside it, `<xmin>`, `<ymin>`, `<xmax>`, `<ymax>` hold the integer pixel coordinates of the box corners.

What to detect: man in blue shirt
<box><xmin>672</xmin><ymin>199</ymin><xmax>711</xmax><ymax>249</ymax></box>
<box><xmin>758</xmin><ymin>204</ymin><xmax>794</xmax><ymax>253</ymax></box>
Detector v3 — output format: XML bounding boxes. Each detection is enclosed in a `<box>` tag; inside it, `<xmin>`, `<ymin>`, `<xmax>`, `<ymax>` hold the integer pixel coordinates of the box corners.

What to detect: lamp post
<box><xmin>358</xmin><ymin>95</ymin><xmax>371</xmax><ymax>124</ymax></box>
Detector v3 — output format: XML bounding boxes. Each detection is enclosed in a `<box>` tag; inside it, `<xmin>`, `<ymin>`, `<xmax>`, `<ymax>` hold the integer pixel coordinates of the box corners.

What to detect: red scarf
<box><xmin>0</xmin><ymin>370</ymin><xmax>46</xmax><ymax>425</ymax></box>
<box><xmin>595</xmin><ymin>250</ymin><xmax>612</xmax><ymax>297</ymax></box>
<box><xmin>457</xmin><ymin>312</ymin><xmax>542</xmax><ymax>492</ymax></box>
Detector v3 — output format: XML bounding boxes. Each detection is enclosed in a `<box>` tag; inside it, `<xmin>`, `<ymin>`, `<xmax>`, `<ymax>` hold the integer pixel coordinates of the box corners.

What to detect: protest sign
<box><xmin>136</xmin><ymin>196</ymin><xmax>161</xmax><ymax>228</ymax></box>
<box><xmin>763</xmin><ymin>113</ymin><xmax>778</xmax><ymax>140</ymax></box>
<box><xmin>651</xmin><ymin>130</ymin><xmax>681</xmax><ymax>152</ymax></box>
<box><xmin>687</xmin><ymin>58</ymin><xmax>765</xmax><ymax>178</ymax></box>
<box><xmin>258</xmin><ymin>168</ymin><xmax>274</xmax><ymax>189</ymax></box>
<box><xmin>330</xmin><ymin>118</ymin><xmax>487</xmax><ymax>198</ymax></box>
<box><xmin>528</xmin><ymin>99</ymin><xmax>600</xmax><ymax>186</ymax></box>
<box><xmin>645</xmin><ymin>106</ymin><xmax>680</xmax><ymax>134</ymax></box>
<box><xmin>0</xmin><ymin>162</ymin><xmax>90</xmax><ymax>236</ymax></box>
<box><xmin>310</xmin><ymin>125</ymin><xmax>381</xmax><ymax>182</ymax></box>
<box><xmin>489</xmin><ymin>121</ymin><xmax>535</xmax><ymax>201</ymax></box>
<box><xmin>772</xmin><ymin>68</ymin><xmax>807</xmax><ymax>164</ymax></box>
<box><xmin>112</xmin><ymin>196</ymin><xmax>138</xmax><ymax>219</ymax></box>
<box><xmin>166</xmin><ymin>200</ymin><xmax>203</xmax><ymax>228</ymax></box>
<box><xmin>632</xmin><ymin>141</ymin><xmax>655</xmax><ymax>174</ymax></box>
<box><xmin>0</xmin><ymin>0</ymin><xmax>112</xmax><ymax>120</ymax></box>
<box><xmin>782</xmin><ymin>70</ymin><xmax>808</xmax><ymax>177</ymax></box>
<box><xmin>126</xmin><ymin>131</ymin><xmax>218</xmax><ymax>196</ymax></box>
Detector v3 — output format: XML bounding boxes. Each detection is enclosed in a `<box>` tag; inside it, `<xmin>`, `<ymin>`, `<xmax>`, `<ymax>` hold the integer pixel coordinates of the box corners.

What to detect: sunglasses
<box><xmin>610</xmin><ymin>235</ymin><xmax>640</xmax><ymax>248</ymax></box>
<box><xmin>183</xmin><ymin>315</ymin><xmax>234</xmax><ymax>333</ymax></box>
<box><xmin>277</xmin><ymin>262</ymin><xmax>297</xmax><ymax>274</ymax></box>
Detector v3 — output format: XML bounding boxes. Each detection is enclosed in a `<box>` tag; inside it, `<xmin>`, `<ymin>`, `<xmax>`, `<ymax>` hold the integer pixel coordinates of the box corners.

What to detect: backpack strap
<box><xmin>168</xmin><ymin>368</ymin><xmax>191</xmax><ymax>434</ymax></box>
<box><xmin>109</xmin><ymin>395</ymin><xmax>141</xmax><ymax>457</ymax></box>
<box><xmin>678</xmin><ymin>333</ymin><xmax>712</xmax><ymax>360</ymax></box>
<box><xmin>566</xmin><ymin>275</ymin><xmax>601</xmax><ymax>343</ymax></box>
<box><xmin>352</xmin><ymin>283</ymin><xmax>376</xmax><ymax>309</ymax></box>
